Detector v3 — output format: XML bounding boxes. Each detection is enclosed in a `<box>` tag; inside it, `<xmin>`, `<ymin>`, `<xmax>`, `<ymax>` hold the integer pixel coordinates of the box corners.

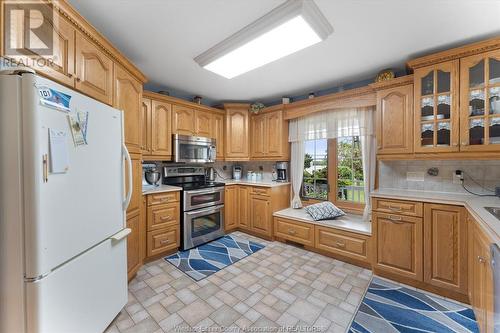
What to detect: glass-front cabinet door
<box><xmin>460</xmin><ymin>50</ymin><xmax>500</xmax><ymax>151</ymax></box>
<box><xmin>414</xmin><ymin>61</ymin><xmax>459</xmax><ymax>152</ymax></box>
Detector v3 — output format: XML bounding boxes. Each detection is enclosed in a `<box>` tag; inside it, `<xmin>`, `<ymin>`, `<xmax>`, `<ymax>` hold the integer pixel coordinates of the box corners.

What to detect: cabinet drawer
<box><xmin>147</xmin><ymin>191</ymin><xmax>180</xmax><ymax>206</ymax></box>
<box><xmin>147</xmin><ymin>203</ymin><xmax>179</xmax><ymax>231</ymax></box>
<box><xmin>372</xmin><ymin>198</ymin><xmax>423</xmax><ymax>217</ymax></box>
<box><xmin>274</xmin><ymin>218</ymin><xmax>314</xmax><ymax>246</ymax></box>
<box><xmin>315</xmin><ymin>226</ymin><xmax>370</xmax><ymax>262</ymax></box>
<box><xmin>147</xmin><ymin>226</ymin><xmax>179</xmax><ymax>257</ymax></box>
<box><xmin>251</xmin><ymin>186</ymin><xmax>271</xmax><ymax>196</ymax></box>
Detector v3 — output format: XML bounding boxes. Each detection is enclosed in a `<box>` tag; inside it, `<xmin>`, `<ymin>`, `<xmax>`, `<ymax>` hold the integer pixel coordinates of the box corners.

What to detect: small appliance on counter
<box><xmin>275</xmin><ymin>161</ymin><xmax>289</xmax><ymax>182</ymax></box>
<box><xmin>233</xmin><ymin>165</ymin><xmax>242</xmax><ymax>180</ymax></box>
<box><xmin>143</xmin><ymin>163</ymin><xmax>161</xmax><ymax>187</ymax></box>
<box><xmin>205</xmin><ymin>166</ymin><xmax>216</xmax><ymax>183</ymax></box>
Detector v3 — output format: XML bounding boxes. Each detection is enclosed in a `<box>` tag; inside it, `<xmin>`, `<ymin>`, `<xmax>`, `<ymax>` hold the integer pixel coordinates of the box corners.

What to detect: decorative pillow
<box><xmin>304</xmin><ymin>201</ymin><xmax>345</xmax><ymax>221</ymax></box>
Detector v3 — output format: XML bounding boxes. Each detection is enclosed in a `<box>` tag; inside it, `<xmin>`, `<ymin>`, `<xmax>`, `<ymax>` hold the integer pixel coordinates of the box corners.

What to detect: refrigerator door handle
<box><xmin>111</xmin><ymin>228</ymin><xmax>131</xmax><ymax>241</ymax></box>
<box><xmin>122</xmin><ymin>143</ymin><xmax>133</xmax><ymax>210</ymax></box>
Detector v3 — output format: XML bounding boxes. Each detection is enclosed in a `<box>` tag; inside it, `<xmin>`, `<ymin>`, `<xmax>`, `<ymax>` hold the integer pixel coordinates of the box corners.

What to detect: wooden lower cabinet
<box><xmin>147</xmin><ymin>226</ymin><xmax>179</xmax><ymax>258</ymax></box>
<box><xmin>126</xmin><ymin>209</ymin><xmax>142</xmax><ymax>280</ymax></box>
<box><xmin>315</xmin><ymin>226</ymin><xmax>371</xmax><ymax>263</ymax></box>
<box><xmin>373</xmin><ymin>212</ymin><xmax>423</xmax><ymax>281</ymax></box>
<box><xmin>144</xmin><ymin>191</ymin><xmax>181</xmax><ymax>260</ymax></box>
<box><xmin>470</xmin><ymin>216</ymin><xmax>494</xmax><ymax>333</ymax></box>
<box><xmin>250</xmin><ymin>194</ymin><xmax>272</xmax><ymax>237</ymax></box>
<box><xmin>424</xmin><ymin>204</ymin><xmax>467</xmax><ymax>295</ymax></box>
<box><xmin>238</xmin><ymin>186</ymin><xmax>250</xmax><ymax>229</ymax></box>
<box><xmin>223</xmin><ymin>184</ymin><xmax>289</xmax><ymax>237</ymax></box>
<box><xmin>274</xmin><ymin>217</ymin><xmax>314</xmax><ymax>246</ymax></box>
<box><xmin>224</xmin><ymin>186</ymin><xmax>239</xmax><ymax>231</ymax></box>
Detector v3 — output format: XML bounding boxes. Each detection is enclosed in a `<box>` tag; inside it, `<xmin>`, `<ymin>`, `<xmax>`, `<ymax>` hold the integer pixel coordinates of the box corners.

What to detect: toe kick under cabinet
<box><xmin>144</xmin><ymin>191</ymin><xmax>181</xmax><ymax>259</ymax></box>
<box><xmin>372</xmin><ymin>197</ymin><xmax>468</xmax><ymax>301</ymax></box>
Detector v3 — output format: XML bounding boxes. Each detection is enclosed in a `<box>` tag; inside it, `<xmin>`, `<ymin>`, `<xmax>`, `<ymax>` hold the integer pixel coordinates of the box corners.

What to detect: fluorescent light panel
<box><xmin>195</xmin><ymin>0</ymin><xmax>333</xmax><ymax>79</ymax></box>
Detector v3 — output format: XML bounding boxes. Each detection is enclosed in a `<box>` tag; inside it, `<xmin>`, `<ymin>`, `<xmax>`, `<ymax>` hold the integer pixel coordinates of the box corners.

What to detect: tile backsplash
<box><xmin>212</xmin><ymin>161</ymin><xmax>279</xmax><ymax>181</ymax></box>
<box><xmin>378</xmin><ymin>160</ymin><xmax>500</xmax><ymax>195</ymax></box>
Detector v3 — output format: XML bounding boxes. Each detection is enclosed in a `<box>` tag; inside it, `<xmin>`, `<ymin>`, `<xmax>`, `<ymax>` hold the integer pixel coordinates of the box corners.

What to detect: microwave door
<box><xmin>176</xmin><ymin>141</ymin><xmax>210</xmax><ymax>163</ymax></box>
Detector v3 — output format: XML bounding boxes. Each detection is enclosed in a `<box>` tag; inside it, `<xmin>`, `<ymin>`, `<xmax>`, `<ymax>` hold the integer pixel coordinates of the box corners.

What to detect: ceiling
<box><xmin>69</xmin><ymin>0</ymin><xmax>500</xmax><ymax>104</ymax></box>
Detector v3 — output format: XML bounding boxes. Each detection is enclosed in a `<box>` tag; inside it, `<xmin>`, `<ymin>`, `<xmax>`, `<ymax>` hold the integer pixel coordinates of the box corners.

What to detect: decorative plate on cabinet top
<box><xmin>375</xmin><ymin>69</ymin><xmax>395</xmax><ymax>82</ymax></box>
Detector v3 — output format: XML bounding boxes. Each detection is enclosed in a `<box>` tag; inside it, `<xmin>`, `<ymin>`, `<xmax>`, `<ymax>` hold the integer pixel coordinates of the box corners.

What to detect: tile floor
<box><xmin>105</xmin><ymin>232</ymin><xmax>373</xmax><ymax>333</ymax></box>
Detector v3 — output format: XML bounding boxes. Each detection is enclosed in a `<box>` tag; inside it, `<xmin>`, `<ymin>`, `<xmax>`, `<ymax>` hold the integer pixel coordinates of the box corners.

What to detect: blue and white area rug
<box><xmin>349</xmin><ymin>277</ymin><xmax>479</xmax><ymax>333</ymax></box>
<box><xmin>165</xmin><ymin>234</ymin><xmax>264</xmax><ymax>281</ymax></box>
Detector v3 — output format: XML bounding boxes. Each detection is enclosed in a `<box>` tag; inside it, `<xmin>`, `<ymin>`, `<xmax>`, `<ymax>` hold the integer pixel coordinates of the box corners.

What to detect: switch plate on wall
<box><xmin>406</xmin><ymin>171</ymin><xmax>425</xmax><ymax>182</ymax></box>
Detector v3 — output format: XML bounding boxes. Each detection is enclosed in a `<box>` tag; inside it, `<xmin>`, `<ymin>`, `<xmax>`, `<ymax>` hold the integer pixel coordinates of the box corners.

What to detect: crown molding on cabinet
<box><xmin>144</xmin><ymin>91</ymin><xmax>225</xmax><ymax>114</ymax></box>
<box><xmin>407</xmin><ymin>36</ymin><xmax>500</xmax><ymax>70</ymax></box>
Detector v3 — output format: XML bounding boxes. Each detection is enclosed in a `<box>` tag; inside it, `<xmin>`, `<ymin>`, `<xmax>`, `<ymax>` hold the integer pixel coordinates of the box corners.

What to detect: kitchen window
<box><xmin>302</xmin><ymin>137</ymin><xmax>365</xmax><ymax>213</ymax></box>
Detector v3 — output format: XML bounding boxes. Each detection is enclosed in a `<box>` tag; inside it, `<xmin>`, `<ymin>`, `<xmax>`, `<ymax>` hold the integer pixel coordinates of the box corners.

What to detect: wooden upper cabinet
<box><xmin>372</xmin><ymin>78</ymin><xmax>414</xmax><ymax>155</ymax></box>
<box><xmin>75</xmin><ymin>32</ymin><xmax>113</xmax><ymax>105</ymax></box>
<box><xmin>423</xmin><ymin>204</ymin><xmax>467</xmax><ymax>294</ymax></box>
<box><xmin>212</xmin><ymin>113</ymin><xmax>225</xmax><ymax>159</ymax></box>
<box><xmin>151</xmin><ymin>100</ymin><xmax>172</xmax><ymax>157</ymax></box>
<box><xmin>460</xmin><ymin>49</ymin><xmax>500</xmax><ymax>152</ymax></box>
<box><xmin>141</xmin><ymin>98</ymin><xmax>152</xmax><ymax>154</ymax></box>
<box><xmin>413</xmin><ymin>61</ymin><xmax>459</xmax><ymax>153</ymax></box>
<box><xmin>114</xmin><ymin>65</ymin><xmax>142</xmax><ymax>154</ymax></box>
<box><xmin>225</xmin><ymin>105</ymin><xmax>250</xmax><ymax>160</ymax></box>
<box><xmin>267</xmin><ymin>111</ymin><xmax>286</xmax><ymax>157</ymax></box>
<box><xmin>195</xmin><ymin>110</ymin><xmax>213</xmax><ymax>137</ymax></box>
<box><xmin>251</xmin><ymin>114</ymin><xmax>266</xmax><ymax>158</ymax></box>
<box><xmin>37</xmin><ymin>15</ymin><xmax>76</xmax><ymax>87</ymax></box>
<box><xmin>249</xmin><ymin>109</ymin><xmax>289</xmax><ymax>160</ymax></box>
<box><xmin>172</xmin><ymin>105</ymin><xmax>195</xmax><ymax>135</ymax></box>
<box><xmin>373</xmin><ymin>212</ymin><xmax>423</xmax><ymax>281</ymax></box>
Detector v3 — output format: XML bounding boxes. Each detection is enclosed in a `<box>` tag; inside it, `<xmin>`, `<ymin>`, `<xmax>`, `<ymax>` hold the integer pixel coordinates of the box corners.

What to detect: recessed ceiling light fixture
<box><xmin>194</xmin><ymin>0</ymin><xmax>333</xmax><ymax>79</ymax></box>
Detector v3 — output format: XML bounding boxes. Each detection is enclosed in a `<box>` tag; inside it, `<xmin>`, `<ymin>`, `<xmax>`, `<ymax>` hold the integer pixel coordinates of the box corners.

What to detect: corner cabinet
<box><xmin>371</xmin><ymin>76</ymin><xmax>414</xmax><ymax>155</ymax></box>
<box><xmin>250</xmin><ymin>107</ymin><xmax>290</xmax><ymax>160</ymax></box>
<box><xmin>469</xmin><ymin>215</ymin><xmax>494</xmax><ymax>333</ymax></box>
<box><xmin>424</xmin><ymin>204</ymin><xmax>467</xmax><ymax>295</ymax></box>
<box><xmin>460</xmin><ymin>49</ymin><xmax>500</xmax><ymax>152</ymax></box>
<box><xmin>414</xmin><ymin>61</ymin><xmax>460</xmax><ymax>152</ymax></box>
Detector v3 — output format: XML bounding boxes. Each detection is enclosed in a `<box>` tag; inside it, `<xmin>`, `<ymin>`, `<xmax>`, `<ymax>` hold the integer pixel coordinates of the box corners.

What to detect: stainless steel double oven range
<box><xmin>163</xmin><ymin>166</ymin><xmax>224</xmax><ymax>250</ymax></box>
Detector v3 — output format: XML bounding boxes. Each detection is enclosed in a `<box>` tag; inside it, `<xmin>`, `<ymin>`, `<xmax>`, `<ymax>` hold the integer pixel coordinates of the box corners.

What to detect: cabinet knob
<box><xmin>67</xmin><ymin>73</ymin><xmax>73</xmax><ymax>78</ymax></box>
<box><xmin>160</xmin><ymin>216</ymin><xmax>171</xmax><ymax>221</ymax></box>
<box><xmin>287</xmin><ymin>229</ymin><xmax>296</xmax><ymax>235</ymax></box>
<box><xmin>388</xmin><ymin>215</ymin><xmax>403</xmax><ymax>223</ymax></box>
<box><xmin>336</xmin><ymin>242</ymin><xmax>345</xmax><ymax>248</ymax></box>
<box><xmin>477</xmin><ymin>256</ymin><xmax>486</xmax><ymax>264</ymax></box>
<box><xmin>76</xmin><ymin>77</ymin><xmax>81</xmax><ymax>82</ymax></box>
<box><xmin>160</xmin><ymin>239</ymin><xmax>170</xmax><ymax>245</ymax></box>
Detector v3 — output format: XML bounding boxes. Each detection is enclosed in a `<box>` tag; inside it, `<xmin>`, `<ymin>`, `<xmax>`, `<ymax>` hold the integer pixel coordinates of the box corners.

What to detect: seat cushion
<box><xmin>304</xmin><ymin>201</ymin><xmax>345</xmax><ymax>221</ymax></box>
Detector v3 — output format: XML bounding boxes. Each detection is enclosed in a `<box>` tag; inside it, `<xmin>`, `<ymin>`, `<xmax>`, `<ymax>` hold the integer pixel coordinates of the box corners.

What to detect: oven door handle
<box><xmin>185</xmin><ymin>187</ymin><xmax>224</xmax><ymax>195</ymax></box>
<box><xmin>185</xmin><ymin>204</ymin><xmax>224</xmax><ymax>217</ymax></box>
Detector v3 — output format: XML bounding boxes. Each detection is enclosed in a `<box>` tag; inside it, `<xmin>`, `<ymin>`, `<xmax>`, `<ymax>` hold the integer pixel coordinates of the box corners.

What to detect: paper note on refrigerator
<box><xmin>67</xmin><ymin>111</ymin><xmax>88</xmax><ymax>146</ymax></box>
<box><xmin>49</xmin><ymin>129</ymin><xmax>70</xmax><ymax>173</ymax></box>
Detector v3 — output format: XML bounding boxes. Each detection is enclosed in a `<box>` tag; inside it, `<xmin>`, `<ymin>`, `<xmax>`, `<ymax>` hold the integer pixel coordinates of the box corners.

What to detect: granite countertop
<box><xmin>142</xmin><ymin>184</ymin><xmax>182</xmax><ymax>195</ymax></box>
<box><xmin>273</xmin><ymin>207</ymin><xmax>371</xmax><ymax>236</ymax></box>
<box><xmin>371</xmin><ymin>188</ymin><xmax>500</xmax><ymax>244</ymax></box>
<box><xmin>220</xmin><ymin>179</ymin><xmax>291</xmax><ymax>187</ymax></box>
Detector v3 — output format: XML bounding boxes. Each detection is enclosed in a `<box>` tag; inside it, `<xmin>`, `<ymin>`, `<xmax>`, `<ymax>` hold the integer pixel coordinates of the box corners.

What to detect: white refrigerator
<box><xmin>0</xmin><ymin>70</ymin><xmax>133</xmax><ymax>333</ymax></box>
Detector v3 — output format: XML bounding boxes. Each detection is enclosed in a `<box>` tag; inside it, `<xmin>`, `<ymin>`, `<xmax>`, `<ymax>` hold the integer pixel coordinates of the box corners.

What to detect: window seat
<box><xmin>273</xmin><ymin>207</ymin><xmax>371</xmax><ymax>236</ymax></box>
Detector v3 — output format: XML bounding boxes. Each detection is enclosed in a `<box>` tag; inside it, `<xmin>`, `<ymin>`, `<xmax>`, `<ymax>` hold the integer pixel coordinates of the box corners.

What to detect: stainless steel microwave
<box><xmin>173</xmin><ymin>134</ymin><xmax>216</xmax><ymax>163</ymax></box>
